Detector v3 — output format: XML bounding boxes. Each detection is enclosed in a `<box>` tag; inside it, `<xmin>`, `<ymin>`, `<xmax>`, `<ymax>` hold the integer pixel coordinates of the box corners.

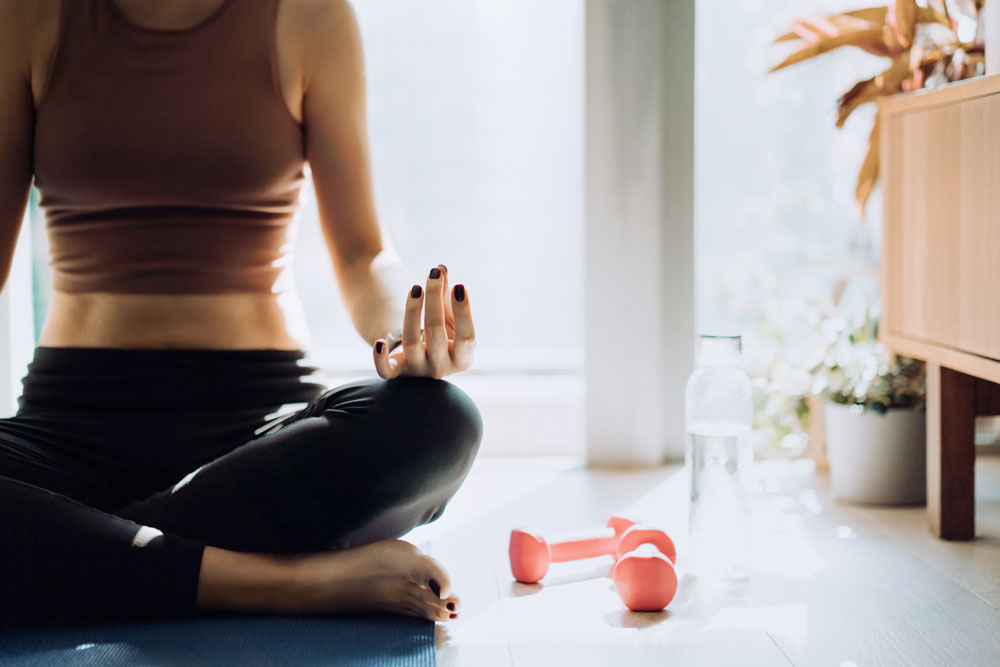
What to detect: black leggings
<box><xmin>0</xmin><ymin>346</ymin><xmax>483</xmax><ymax>627</ymax></box>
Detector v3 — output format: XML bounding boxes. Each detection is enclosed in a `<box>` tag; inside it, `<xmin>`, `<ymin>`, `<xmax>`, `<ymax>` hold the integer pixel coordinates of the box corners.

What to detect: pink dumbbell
<box><xmin>611</xmin><ymin>543</ymin><xmax>677</xmax><ymax>611</ymax></box>
<box><xmin>509</xmin><ymin>515</ymin><xmax>678</xmax><ymax>611</ymax></box>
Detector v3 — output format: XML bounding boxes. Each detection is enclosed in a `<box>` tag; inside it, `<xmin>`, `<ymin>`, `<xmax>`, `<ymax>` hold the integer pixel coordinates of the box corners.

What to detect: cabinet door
<box><xmin>958</xmin><ymin>95</ymin><xmax>1000</xmax><ymax>361</ymax></box>
<box><xmin>883</xmin><ymin>105</ymin><xmax>962</xmax><ymax>350</ymax></box>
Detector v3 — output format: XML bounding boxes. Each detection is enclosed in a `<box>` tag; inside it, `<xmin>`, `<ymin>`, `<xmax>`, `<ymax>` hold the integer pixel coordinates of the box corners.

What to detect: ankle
<box><xmin>196</xmin><ymin>546</ymin><xmax>305</xmax><ymax>613</ymax></box>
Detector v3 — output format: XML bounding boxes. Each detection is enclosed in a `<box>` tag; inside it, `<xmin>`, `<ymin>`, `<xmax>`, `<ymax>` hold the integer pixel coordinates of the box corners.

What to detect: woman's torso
<box><xmin>28</xmin><ymin>0</ymin><xmax>313</xmax><ymax>351</ymax></box>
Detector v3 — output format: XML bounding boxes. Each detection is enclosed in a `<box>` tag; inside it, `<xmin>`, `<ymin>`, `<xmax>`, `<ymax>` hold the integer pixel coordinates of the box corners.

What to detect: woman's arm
<box><xmin>0</xmin><ymin>3</ymin><xmax>36</xmax><ymax>295</ymax></box>
<box><xmin>297</xmin><ymin>0</ymin><xmax>410</xmax><ymax>346</ymax></box>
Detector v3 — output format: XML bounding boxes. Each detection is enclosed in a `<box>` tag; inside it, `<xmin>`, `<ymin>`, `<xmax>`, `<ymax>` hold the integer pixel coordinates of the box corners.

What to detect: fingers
<box><xmin>424</xmin><ymin>267</ymin><xmax>450</xmax><ymax>378</ymax></box>
<box><xmin>372</xmin><ymin>339</ymin><xmax>402</xmax><ymax>379</ymax></box>
<box><xmin>403</xmin><ymin>284</ymin><xmax>427</xmax><ymax>373</ymax></box>
<box><xmin>383</xmin><ymin>265</ymin><xmax>474</xmax><ymax>379</ymax></box>
<box><xmin>450</xmin><ymin>283</ymin><xmax>475</xmax><ymax>370</ymax></box>
<box><xmin>440</xmin><ymin>264</ymin><xmax>456</xmax><ymax>336</ymax></box>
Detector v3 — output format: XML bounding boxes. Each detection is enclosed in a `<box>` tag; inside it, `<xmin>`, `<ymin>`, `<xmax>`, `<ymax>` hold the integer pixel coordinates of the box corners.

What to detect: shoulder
<box><xmin>280</xmin><ymin>0</ymin><xmax>359</xmax><ymax>44</ymax></box>
<box><xmin>280</xmin><ymin>0</ymin><xmax>363</xmax><ymax>73</ymax></box>
<box><xmin>282</xmin><ymin>0</ymin><xmax>356</xmax><ymax>25</ymax></box>
<box><xmin>1</xmin><ymin>0</ymin><xmax>60</xmax><ymax>95</ymax></box>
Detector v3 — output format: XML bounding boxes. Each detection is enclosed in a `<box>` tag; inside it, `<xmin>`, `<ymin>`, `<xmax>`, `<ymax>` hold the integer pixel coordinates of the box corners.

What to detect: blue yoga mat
<box><xmin>0</xmin><ymin>614</ymin><xmax>435</xmax><ymax>666</ymax></box>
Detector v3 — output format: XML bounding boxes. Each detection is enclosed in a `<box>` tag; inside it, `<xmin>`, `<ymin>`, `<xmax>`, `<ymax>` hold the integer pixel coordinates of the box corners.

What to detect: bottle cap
<box><xmin>696</xmin><ymin>334</ymin><xmax>742</xmax><ymax>366</ymax></box>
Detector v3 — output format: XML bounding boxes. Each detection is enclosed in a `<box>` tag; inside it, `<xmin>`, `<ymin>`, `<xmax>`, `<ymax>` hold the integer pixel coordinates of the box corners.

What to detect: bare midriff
<box><xmin>38</xmin><ymin>291</ymin><xmax>312</xmax><ymax>350</ymax></box>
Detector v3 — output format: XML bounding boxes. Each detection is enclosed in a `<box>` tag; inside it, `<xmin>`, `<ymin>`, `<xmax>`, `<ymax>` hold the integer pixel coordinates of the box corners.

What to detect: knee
<box><xmin>380</xmin><ymin>376</ymin><xmax>483</xmax><ymax>480</ymax></box>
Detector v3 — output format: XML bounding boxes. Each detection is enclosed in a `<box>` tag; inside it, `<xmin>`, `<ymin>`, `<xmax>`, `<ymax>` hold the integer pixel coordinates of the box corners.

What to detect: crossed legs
<box><xmin>0</xmin><ymin>374</ymin><xmax>483</xmax><ymax>626</ymax></box>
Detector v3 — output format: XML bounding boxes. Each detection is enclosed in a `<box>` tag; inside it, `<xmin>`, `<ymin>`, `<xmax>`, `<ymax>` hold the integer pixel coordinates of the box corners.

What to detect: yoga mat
<box><xmin>0</xmin><ymin>614</ymin><xmax>435</xmax><ymax>666</ymax></box>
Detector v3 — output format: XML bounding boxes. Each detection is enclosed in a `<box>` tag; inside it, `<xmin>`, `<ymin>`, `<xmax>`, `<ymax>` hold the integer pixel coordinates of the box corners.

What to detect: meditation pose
<box><xmin>0</xmin><ymin>0</ymin><xmax>481</xmax><ymax>626</ymax></box>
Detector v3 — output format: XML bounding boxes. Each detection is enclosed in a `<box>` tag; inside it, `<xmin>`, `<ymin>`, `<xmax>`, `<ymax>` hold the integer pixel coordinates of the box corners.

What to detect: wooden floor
<box><xmin>404</xmin><ymin>456</ymin><xmax>1000</xmax><ymax>666</ymax></box>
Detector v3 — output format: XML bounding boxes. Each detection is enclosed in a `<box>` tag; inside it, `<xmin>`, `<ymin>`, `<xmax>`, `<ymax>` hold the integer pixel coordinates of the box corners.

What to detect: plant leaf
<box><xmin>774</xmin><ymin>15</ymin><xmax>879</xmax><ymax>44</ymax></box>
<box><xmin>835</xmin><ymin>55</ymin><xmax>908</xmax><ymax>128</ymax></box>
<box><xmin>769</xmin><ymin>28</ymin><xmax>885</xmax><ymax>72</ymax></box>
<box><xmin>927</xmin><ymin>0</ymin><xmax>958</xmax><ymax>29</ymax></box>
<box><xmin>887</xmin><ymin>0</ymin><xmax>917</xmax><ymax>48</ymax></box>
<box><xmin>856</xmin><ymin>121</ymin><xmax>880</xmax><ymax>217</ymax></box>
<box><xmin>915</xmin><ymin>6</ymin><xmax>952</xmax><ymax>27</ymax></box>
<box><xmin>836</xmin><ymin>78</ymin><xmax>878</xmax><ymax>127</ymax></box>
<box><xmin>881</xmin><ymin>24</ymin><xmax>905</xmax><ymax>55</ymax></box>
<box><xmin>874</xmin><ymin>54</ymin><xmax>911</xmax><ymax>92</ymax></box>
<box><xmin>843</xmin><ymin>7</ymin><xmax>887</xmax><ymax>23</ymax></box>
<box><xmin>773</xmin><ymin>6</ymin><xmax>946</xmax><ymax>44</ymax></box>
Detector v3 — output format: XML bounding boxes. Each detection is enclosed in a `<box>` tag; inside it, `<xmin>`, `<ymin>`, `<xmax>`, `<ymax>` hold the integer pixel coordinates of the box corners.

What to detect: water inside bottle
<box><xmin>686</xmin><ymin>421</ymin><xmax>753</xmax><ymax>580</ymax></box>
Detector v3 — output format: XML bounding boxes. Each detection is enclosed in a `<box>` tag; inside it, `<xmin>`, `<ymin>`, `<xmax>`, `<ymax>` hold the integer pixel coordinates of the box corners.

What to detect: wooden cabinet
<box><xmin>879</xmin><ymin>75</ymin><xmax>1000</xmax><ymax>540</ymax></box>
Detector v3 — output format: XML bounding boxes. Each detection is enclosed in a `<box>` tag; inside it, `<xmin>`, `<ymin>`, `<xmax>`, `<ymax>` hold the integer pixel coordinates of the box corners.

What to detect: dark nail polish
<box><xmin>450</xmin><ymin>613</ymin><xmax>457</xmax><ymax>619</ymax></box>
<box><xmin>411</xmin><ymin>285</ymin><xmax>422</xmax><ymax>298</ymax></box>
<box><xmin>429</xmin><ymin>267</ymin><xmax>441</xmax><ymax>279</ymax></box>
<box><xmin>375</xmin><ymin>341</ymin><xmax>384</xmax><ymax>354</ymax></box>
<box><xmin>429</xmin><ymin>579</ymin><xmax>441</xmax><ymax>597</ymax></box>
<box><xmin>440</xmin><ymin>264</ymin><xmax>447</xmax><ymax>273</ymax></box>
<box><xmin>447</xmin><ymin>602</ymin><xmax>455</xmax><ymax>611</ymax></box>
<box><xmin>455</xmin><ymin>284</ymin><xmax>465</xmax><ymax>302</ymax></box>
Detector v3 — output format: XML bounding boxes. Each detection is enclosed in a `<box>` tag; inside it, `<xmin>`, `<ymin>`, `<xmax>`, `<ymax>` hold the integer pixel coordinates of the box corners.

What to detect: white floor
<box><xmin>404</xmin><ymin>456</ymin><xmax>1000</xmax><ymax>666</ymax></box>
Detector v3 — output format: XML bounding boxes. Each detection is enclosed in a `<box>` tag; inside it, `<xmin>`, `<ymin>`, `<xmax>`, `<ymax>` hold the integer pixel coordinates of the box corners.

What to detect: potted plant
<box><xmin>810</xmin><ymin>306</ymin><xmax>927</xmax><ymax>505</ymax></box>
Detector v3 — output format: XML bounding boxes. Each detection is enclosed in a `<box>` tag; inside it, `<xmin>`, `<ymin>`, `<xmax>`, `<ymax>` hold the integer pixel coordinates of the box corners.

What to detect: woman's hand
<box><xmin>373</xmin><ymin>264</ymin><xmax>475</xmax><ymax>379</ymax></box>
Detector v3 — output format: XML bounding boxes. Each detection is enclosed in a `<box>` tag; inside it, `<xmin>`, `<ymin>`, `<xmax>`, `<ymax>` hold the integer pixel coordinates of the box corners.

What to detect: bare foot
<box><xmin>283</xmin><ymin>539</ymin><xmax>461</xmax><ymax>622</ymax></box>
<box><xmin>197</xmin><ymin>540</ymin><xmax>461</xmax><ymax>623</ymax></box>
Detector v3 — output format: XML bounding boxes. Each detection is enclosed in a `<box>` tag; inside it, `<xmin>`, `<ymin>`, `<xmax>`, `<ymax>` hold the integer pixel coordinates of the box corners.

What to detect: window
<box><xmin>295</xmin><ymin>0</ymin><xmax>585</xmax><ymax>375</ymax></box>
<box><xmin>695</xmin><ymin>0</ymin><xmax>886</xmax><ymax>454</ymax></box>
<box><xmin>295</xmin><ymin>0</ymin><xmax>586</xmax><ymax>457</ymax></box>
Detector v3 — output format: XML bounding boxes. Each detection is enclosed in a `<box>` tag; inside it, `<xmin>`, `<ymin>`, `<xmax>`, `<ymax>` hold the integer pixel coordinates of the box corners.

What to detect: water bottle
<box><xmin>684</xmin><ymin>334</ymin><xmax>754</xmax><ymax>580</ymax></box>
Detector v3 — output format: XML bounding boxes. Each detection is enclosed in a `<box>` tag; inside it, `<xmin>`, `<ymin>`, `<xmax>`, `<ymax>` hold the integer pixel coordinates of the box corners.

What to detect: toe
<box><xmin>411</xmin><ymin>584</ymin><xmax>450</xmax><ymax>621</ymax></box>
<box><xmin>413</xmin><ymin>554</ymin><xmax>452</xmax><ymax>600</ymax></box>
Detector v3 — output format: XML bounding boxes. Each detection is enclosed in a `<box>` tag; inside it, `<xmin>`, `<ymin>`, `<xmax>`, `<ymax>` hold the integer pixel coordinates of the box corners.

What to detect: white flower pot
<box><xmin>825</xmin><ymin>401</ymin><xmax>926</xmax><ymax>505</ymax></box>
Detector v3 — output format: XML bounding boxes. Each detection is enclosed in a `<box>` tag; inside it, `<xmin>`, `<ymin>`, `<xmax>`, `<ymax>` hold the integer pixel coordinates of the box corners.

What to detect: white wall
<box><xmin>585</xmin><ymin>0</ymin><xmax>695</xmax><ymax>466</ymax></box>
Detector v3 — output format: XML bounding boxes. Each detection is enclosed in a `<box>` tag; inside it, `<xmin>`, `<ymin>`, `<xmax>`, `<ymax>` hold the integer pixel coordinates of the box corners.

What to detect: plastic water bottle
<box><xmin>684</xmin><ymin>334</ymin><xmax>754</xmax><ymax>580</ymax></box>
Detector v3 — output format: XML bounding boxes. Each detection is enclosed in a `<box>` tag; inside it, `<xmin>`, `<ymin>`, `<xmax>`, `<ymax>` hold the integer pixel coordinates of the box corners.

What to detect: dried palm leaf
<box><xmin>769</xmin><ymin>0</ymin><xmax>983</xmax><ymax>217</ymax></box>
<box><xmin>774</xmin><ymin>15</ymin><xmax>880</xmax><ymax>42</ymax></box>
<box><xmin>773</xmin><ymin>7</ymin><xmax>949</xmax><ymax>43</ymax></box>
<box><xmin>836</xmin><ymin>55</ymin><xmax>909</xmax><ymax>127</ymax></box>
<box><xmin>769</xmin><ymin>28</ymin><xmax>886</xmax><ymax>72</ymax></box>
<box><xmin>856</xmin><ymin>122</ymin><xmax>880</xmax><ymax>218</ymax></box>
<box><xmin>887</xmin><ymin>0</ymin><xmax>918</xmax><ymax>48</ymax></box>
<box><xmin>845</xmin><ymin>7</ymin><xmax>890</xmax><ymax>22</ymax></box>
<box><xmin>837</xmin><ymin>78</ymin><xmax>879</xmax><ymax>127</ymax></box>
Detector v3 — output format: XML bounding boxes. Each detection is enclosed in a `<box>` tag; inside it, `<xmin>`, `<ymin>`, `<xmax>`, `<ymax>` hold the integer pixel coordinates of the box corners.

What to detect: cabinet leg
<box><xmin>926</xmin><ymin>362</ymin><xmax>976</xmax><ymax>540</ymax></box>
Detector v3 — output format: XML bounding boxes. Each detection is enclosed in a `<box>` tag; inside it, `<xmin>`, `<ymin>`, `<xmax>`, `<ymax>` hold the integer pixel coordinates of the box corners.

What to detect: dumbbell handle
<box><xmin>547</xmin><ymin>526</ymin><xmax>624</xmax><ymax>563</ymax></box>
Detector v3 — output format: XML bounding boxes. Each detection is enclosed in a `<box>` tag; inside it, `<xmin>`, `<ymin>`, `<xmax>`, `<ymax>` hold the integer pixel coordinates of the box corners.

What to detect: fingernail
<box><xmin>429</xmin><ymin>267</ymin><xmax>441</xmax><ymax>279</ymax></box>
<box><xmin>447</xmin><ymin>602</ymin><xmax>455</xmax><ymax>611</ymax></box>
<box><xmin>375</xmin><ymin>341</ymin><xmax>384</xmax><ymax>354</ymax></box>
<box><xmin>429</xmin><ymin>579</ymin><xmax>441</xmax><ymax>597</ymax></box>
<box><xmin>449</xmin><ymin>613</ymin><xmax>457</xmax><ymax>619</ymax></box>
<box><xmin>440</xmin><ymin>264</ymin><xmax>447</xmax><ymax>273</ymax></box>
<box><xmin>455</xmin><ymin>284</ymin><xmax>465</xmax><ymax>302</ymax></box>
<box><xmin>411</xmin><ymin>285</ymin><xmax>422</xmax><ymax>298</ymax></box>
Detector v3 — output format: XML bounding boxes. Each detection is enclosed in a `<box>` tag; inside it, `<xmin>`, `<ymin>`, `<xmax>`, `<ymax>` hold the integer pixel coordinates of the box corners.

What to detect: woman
<box><xmin>0</xmin><ymin>0</ymin><xmax>481</xmax><ymax>626</ymax></box>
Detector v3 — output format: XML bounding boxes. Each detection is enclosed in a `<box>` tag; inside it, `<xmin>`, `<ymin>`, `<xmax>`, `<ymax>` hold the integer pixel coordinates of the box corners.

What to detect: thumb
<box><xmin>373</xmin><ymin>340</ymin><xmax>402</xmax><ymax>379</ymax></box>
